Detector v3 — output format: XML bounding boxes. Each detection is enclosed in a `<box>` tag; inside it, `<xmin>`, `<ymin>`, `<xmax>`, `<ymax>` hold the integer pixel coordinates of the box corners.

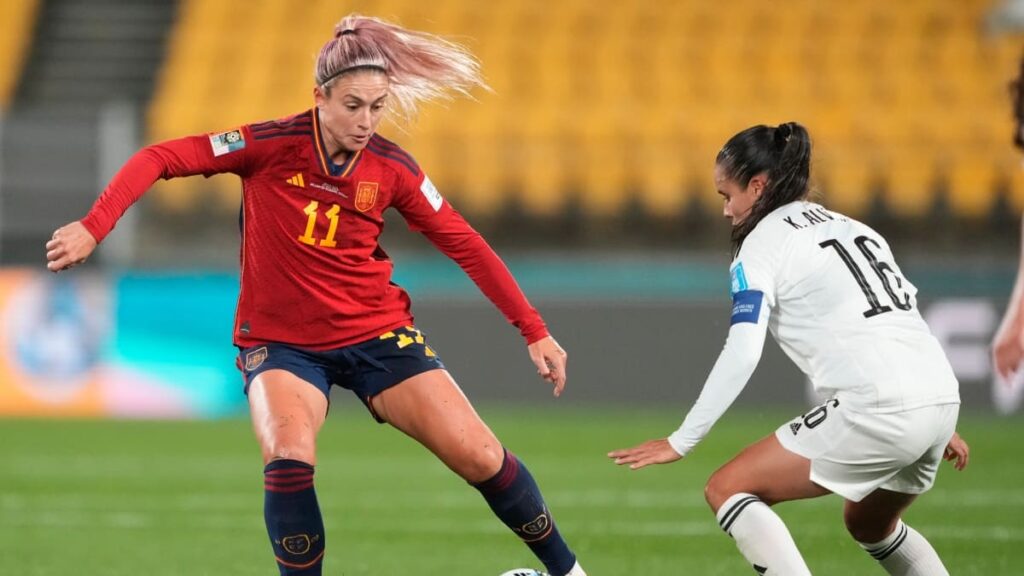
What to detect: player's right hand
<box><xmin>46</xmin><ymin>221</ymin><xmax>97</xmax><ymax>273</ymax></box>
<box><xmin>608</xmin><ymin>438</ymin><xmax>683</xmax><ymax>470</ymax></box>
<box><xmin>943</xmin><ymin>432</ymin><xmax>969</xmax><ymax>471</ymax></box>
<box><xmin>992</xmin><ymin>316</ymin><xmax>1024</xmax><ymax>384</ymax></box>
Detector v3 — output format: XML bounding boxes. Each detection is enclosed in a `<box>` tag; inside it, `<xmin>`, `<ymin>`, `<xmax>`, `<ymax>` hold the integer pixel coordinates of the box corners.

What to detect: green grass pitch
<box><xmin>1</xmin><ymin>407</ymin><xmax>1019</xmax><ymax>575</ymax></box>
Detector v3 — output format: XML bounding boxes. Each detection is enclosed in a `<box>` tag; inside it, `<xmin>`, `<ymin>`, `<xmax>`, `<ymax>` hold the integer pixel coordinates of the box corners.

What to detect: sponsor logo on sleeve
<box><xmin>209</xmin><ymin>129</ymin><xmax>246</xmax><ymax>157</ymax></box>
<box><xmin>730</xmin><ymin>262</ymin><xmax>749</xmax><ymax>295</ymax></box>
<box><xmin>730</xmin><ymin>290</ymin><xmax>764</xmax><ymax>325</ymax></box>
<box><xmin>420</xmin><ymin>175</ymin><xmax>443</xmax><ymax>212</ymax></box>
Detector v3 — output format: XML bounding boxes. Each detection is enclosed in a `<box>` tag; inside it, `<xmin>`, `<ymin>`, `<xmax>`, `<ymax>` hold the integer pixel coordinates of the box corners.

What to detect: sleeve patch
<box><xmin>730</xmin><ymin>262</ymin><xmax>749</xmax><ymax>294</ymax></box>
<box><xmin>420</xmin><ymin>174</ymin><xmax>443</xmax><ymax>212</ymax></box>
<box><xmin>730</xmin><ymin>290</ymin><xmax>763</xmax><ymax>325</ymax></box>
<box><xmin>209</xmin><ymin>129</ymin><xmax>246</xmax><ymax>157</ymax></box>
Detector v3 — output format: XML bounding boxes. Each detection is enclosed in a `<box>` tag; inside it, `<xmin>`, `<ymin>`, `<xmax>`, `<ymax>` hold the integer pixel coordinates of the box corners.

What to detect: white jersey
<box><xmin>735</xmin><ymin>201</ymin><xmax>959</xmax><ymax>411</ymax></box>
<box><xmin>668</xmin><ymin>201</ymin><xmax>959</xmax><ymax>455</ymax></box>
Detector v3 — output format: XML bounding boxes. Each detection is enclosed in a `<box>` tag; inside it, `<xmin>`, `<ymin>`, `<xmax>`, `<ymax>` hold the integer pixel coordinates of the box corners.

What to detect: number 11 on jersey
<box><xmin>297</xmin><ymin>200</ymin><xmax>341</xmax><ymax>248</ymax></box>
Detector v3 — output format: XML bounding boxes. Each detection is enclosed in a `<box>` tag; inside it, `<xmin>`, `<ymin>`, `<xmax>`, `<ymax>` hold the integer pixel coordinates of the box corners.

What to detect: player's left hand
<box><xmin>608</xmin><ymin>438</ymin><xmax>682</xmax><ymax>470</ymax></box>
<box><xmin>943</xmin><ymin>431</ymin><xmax>969</xmax><ymax>471</ymax></box>
<box><xmin>527</xmin><ymin>335</ymin><xmax>567</xmax><ymax>397</ymax></box>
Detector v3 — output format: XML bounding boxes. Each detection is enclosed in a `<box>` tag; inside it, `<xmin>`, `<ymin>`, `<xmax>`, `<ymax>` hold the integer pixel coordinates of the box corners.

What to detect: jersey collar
<box><xmin>311</xmin><ymin>108</ymin><xmax>362</xmax><ymax>178</ymax></box>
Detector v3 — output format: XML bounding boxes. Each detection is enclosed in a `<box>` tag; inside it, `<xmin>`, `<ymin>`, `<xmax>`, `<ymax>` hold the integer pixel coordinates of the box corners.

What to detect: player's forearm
<box><xmin>998</xmin><ymin>217</ymin><xmax>1024</xmax><ymax>334</ymax></box>
<box><xmin>81</xmin><ymin>137</ymin><xmax>215</xmax><ymax>243</ymax></box>
<box><xmin>667</xmin><ymin>316</ymin><xmax>768</xmax><ymax>456</ymax></box>
<box><xmin>81</xmin><ymin>146</ymin><xmax>168</xmax><ymax>243</ymax></box>
<box><xmin>424</xmin><ymin>221</ymin><xmax>548</xmax><ymax>343</ymax></box>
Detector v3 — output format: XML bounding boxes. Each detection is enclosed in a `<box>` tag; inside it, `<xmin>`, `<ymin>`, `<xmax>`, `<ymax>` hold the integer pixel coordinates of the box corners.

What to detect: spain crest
<box><xmin>244</xmin><ymin>346</ymin><xmax>268</xmax><ymax>371</ymax></box>
<box><xmin>355</xmin><ymin>181</ymin><xmax>379</xmax><ymax>212</ymax></box>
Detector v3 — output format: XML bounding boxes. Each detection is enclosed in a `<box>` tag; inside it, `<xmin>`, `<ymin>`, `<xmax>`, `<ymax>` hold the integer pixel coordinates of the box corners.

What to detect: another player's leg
<box><xmin>370</xmin><ymin>369</ymin><xmax>584</xmax><ymax>576</ymax></box>
<box><xmin>249</xmin><ymin>368</ymin><xmax>329</xmax><ymax>576</ymax></box>
<box><xmin>705</xmin><ymin>433</ymin><xmax>829</xmax><ymax>576</ymax></box>
<box><xmin>846</xmin><ymin>489</ymin><xmax>949</xmax><ymax>576</ymax></box>
<box><xmin>845</xmin><ymin>403</ymin><xmax>959</xmax><ymax>575</ymax></box>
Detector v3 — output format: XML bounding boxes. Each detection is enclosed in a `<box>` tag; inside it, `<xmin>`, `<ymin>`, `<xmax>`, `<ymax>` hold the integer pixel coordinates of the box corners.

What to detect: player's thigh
<box><xmin>706</xmin><ymin>432</ymin><xmax>830</xmax><ymax>511</ymax></box>
<box><xmin>248</xmin><ymin>369</ymin><xmax>329</xmax><ymax>465</ymax></box>
<box><xmin>370</xmin><ymin>368</ymin><xmax>503</xmax><ymax>483</ymax></box>
<box><xmin>844</xmin><ymin>488</ymin><xmax>918</xmax><ymax>543</ymax></box>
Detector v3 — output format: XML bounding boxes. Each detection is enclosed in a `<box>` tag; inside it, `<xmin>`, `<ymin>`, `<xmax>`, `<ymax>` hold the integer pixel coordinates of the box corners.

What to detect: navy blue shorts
<box><xmin>237</xmin><ymin>325</ymin><xmax>445</xmax><ymax>422</ymax></box>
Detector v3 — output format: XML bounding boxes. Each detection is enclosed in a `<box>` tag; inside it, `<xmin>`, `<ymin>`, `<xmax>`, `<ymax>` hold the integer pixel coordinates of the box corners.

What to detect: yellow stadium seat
<box><xmin>949</xmin><ymin>151</ymin><xmax>1000</xmax><ymax>218</ymax></box>
<box><xmin>144</xmin><ymin>0</ymin><xmax>1014</xmax><ymax>220</ymax></box>
<box><xmin>0</xmin><ymin>0</ymin><xmax>39</xmax><ymax>111</ymax></box>
<box><xmin>881</xmin><ymin>149</ymin><xmax>938</xmax><ymax>218</ymax></box>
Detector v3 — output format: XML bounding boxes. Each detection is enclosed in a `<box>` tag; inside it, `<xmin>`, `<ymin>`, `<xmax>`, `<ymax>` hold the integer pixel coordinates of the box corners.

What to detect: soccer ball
<box><xmin>499</xmin><ymin>570</ymin><xmax>549</xmax><ymax>576</ymax></box>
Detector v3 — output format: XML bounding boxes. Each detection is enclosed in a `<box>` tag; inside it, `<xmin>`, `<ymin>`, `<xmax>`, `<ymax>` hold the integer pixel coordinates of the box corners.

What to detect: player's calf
<box><xmin>716</xmin><ymin>492</ymin><xmax>812</xmax><ymax>576</ymax></box>
<box><xmin>471</xmin><ymin>449</ymin><xmax>582</xmax><ymax>576</ymax></box>
<box><xmin>856</xmin><ymin>520</ymin><xmax>950</xmax><ymax>576</ymax></box>
<box><xmin>264</xmin><ymin>459</ymin><xmax>325</xmax><ymax>575</ymax></box>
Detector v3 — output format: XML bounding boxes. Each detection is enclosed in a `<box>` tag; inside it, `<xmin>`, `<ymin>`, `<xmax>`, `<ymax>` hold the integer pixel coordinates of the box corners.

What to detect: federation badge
<box><xmin>355</xmin><ymin>181</ymin><xmax>379</xmax><ymax>212</ymax></box>
<box><xmin>244</xmin><ymin>346</ymin><xmax>268</xmax><ymax>371</ymax></box>
<box><xmin>281</xmin><ymin>534</ymin><xmax>311</xmax><ymax>555</ymax></box>
<box><xmin>209</xmin><ymin>129</ymin><xmax>246</xmax><ymax>157</ymax></box>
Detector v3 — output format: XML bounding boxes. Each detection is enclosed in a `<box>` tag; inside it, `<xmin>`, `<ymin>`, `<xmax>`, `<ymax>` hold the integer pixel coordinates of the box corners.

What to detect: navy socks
<box><xmin>472</xmin><ymin>449</ymin><xmax>576</xmax><ymax>576</ymax></box>
<box><xmin>264</xmin><ymin>459</ymin><xmax>325</xmax><ymax>575</ymax></box>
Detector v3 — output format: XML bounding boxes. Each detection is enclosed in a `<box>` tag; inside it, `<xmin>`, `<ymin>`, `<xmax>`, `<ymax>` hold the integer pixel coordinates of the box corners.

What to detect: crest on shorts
<box><xmin>245</xmin><ymin>346</ymin><xmax>268</xmax><ymax>371</ymax></box>
<box><xmin>355</xmin><ymin>181</ymin><xmax>379</xmax><ymax>212</ymax></box>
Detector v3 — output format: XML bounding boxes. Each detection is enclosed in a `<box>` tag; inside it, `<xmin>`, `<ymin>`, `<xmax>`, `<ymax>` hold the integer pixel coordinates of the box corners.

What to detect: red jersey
<box><xmin>81</xmin><ymin>109</ymin><xmax>548</xmax><ymax>349</ymax></box>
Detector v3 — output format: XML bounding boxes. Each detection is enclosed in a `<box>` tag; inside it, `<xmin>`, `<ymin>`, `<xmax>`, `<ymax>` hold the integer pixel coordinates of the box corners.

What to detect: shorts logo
<box><xmin>209</xmin><ymin>129</ymin><xmax>246</xmax><ymax>157</ymax></box>
<box><xmin>789</xmin><ymin>422</ymin><xmax>802</xmax><ymax>435</ymax></box>
<box><xmin>355</xmin><ymin>181</ymin><xmax>379</xmax><ymax>212</ymax></box>
<box><xmin>281</xmin><ymin>534</ymin><xmax>311</xmax><ymax>555</ymax></box>
<box><xmin>245</xmin><ymin>346</ymin><xmax>268</xmax><ymax>371</ymax></box>
<box><xmin>514</xmin><ymin>510</ymin><xmax>552</xmax><ymax>542</ymax></box>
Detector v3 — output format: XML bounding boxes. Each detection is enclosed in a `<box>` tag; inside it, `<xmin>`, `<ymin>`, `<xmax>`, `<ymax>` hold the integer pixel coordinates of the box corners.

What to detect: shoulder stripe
<box><xmin>366</xmin><ymin>141</ymin><xmax>419</xmax><ymax>176</ymax></box>
<box><xmin>252</xmin><ymin>121</ymin><xmax>312</xmax><ymax>134</ymax></box>
<box><xmin>368</xmin><ymin>134</ymin><xmax>416</xmax><ymax>164</ymax></box>
<box><xmin>250</xmin><ymin>113</ymin><xmax>313</xmax><ymax>133</ymax></box>
<box><xmin>253</xmin><ymin>130</ymin><xmax>312</xmax><ymax>140</ymax></box>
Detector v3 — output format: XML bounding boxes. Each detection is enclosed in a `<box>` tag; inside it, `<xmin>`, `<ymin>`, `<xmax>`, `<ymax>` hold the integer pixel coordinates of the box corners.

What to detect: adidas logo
<box><xmin>286</xmin><ymin>173</ymin><xmax>305</xmax><ymax>187</ymax></box>
<box><xmin>789</xmin><ymin>422</ymin><xmax>802</xmax><ymax>435</ymax></box>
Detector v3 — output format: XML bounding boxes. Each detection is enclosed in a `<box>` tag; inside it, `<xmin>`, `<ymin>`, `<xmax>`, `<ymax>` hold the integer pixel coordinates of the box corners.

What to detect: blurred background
<box><xmin>0</xmin><ymin>0</ymin><xmax>1021</xmax><ymax>419</ymax></box>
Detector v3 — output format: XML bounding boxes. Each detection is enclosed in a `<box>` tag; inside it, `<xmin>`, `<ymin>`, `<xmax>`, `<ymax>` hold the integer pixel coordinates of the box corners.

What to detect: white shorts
<box><xmin>775</xmin><ymin>399</ymin><xmax>959</xmax><ymax>502</ymax></box>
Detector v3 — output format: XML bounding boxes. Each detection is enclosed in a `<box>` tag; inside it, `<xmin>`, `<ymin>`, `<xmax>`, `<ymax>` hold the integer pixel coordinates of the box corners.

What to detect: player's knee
<box><xmin>262</xmin><ymin>438</ymin><xmax>316</xmax><ymax>466</ymax></box>
<box><xmin>455</xmin><ymin>441</ymin><xmax>505</xmax><ymax>483</ymax></box>
<box><xmin>844</xmin><ymin>508</ymin><xmax>893</xmax><ymax>543</ymax></box>
<box><xmin>704</xmin><ymin>470</ymin><xmax>735</xmax><ymax>512</ymax></box>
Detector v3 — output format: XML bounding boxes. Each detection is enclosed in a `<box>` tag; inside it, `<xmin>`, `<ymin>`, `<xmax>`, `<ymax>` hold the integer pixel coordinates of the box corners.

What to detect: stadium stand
<box><xmin>138</xmin><ymin>0</ymin><xmax>1024</xmax><ymax>220</ymax></box>
<box><xmin>0</xmin><ymin>0</ymin><xmax>40</xmax><ymax>112</ymax></box>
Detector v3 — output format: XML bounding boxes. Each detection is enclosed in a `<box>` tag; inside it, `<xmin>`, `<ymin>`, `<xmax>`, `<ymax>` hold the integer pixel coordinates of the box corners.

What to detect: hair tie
<box><xmin>775</xmin><ymin>123</ymin><xmax>793</xmax><ymax>147</ymax></box>
<box><xmin>339</xmin><ymin>29</ymin><xmax>357</xmax><ymax>37</ymax></box>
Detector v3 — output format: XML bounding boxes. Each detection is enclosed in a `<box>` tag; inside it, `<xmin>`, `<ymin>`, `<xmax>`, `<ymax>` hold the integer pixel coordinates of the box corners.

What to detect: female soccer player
<box><xmin>45</xmin><ymin>15</ymin><xmax>585</xmax><ymax>576</ymax></box>
<box><xmin>609</xmin><ymin>122</ymin><xmax>969</xmax><ymax>575</ymax></box>
<box><xmin>993</xmin><ymin>54</ymin><xmax>1024</xmax><ymax>383</ymax></box>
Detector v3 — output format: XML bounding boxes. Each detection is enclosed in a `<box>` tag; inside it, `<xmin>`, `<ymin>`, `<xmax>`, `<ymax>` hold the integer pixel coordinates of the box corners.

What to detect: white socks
<box><xmin>859</xmin><ymin>520</ymin><xmax>949</xmax><ymax>576</ymax></box>
<box><xmin>716</xmin><ymin>492</ymin><xmax>812</xmax><ymax>576</ymax></box>
<box><xmin>562</xmin><ymin>561</ymin><xmax>586</xmax><ymax>576</ymax></box>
